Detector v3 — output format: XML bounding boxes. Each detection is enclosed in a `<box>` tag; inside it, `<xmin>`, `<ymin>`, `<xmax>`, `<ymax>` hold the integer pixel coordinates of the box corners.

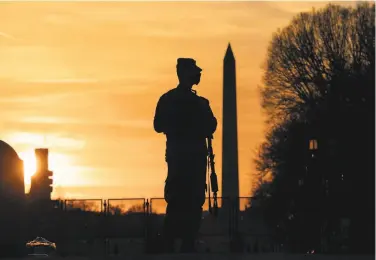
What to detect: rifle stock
<box><xmin>207</xmin><ymin>135</ymin><xmax>219</xmax><ymax>216</ymax></box>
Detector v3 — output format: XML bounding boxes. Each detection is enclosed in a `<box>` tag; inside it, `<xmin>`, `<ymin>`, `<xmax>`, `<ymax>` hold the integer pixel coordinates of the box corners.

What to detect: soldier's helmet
<box><xmin>176</xmin><ymin>58</ymin><xmax>202</xmax><ymax>73</ymax></box>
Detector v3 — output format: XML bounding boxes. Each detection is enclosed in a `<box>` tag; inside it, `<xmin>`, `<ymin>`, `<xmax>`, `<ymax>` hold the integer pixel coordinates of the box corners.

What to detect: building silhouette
<box><xmin>29</xmin><ymin>148</ymin><xmax>53</xmax><ymax>202</ymax></box>
<box><xmin>0</xmin><ymin>140</ymin><xmax>25</xmax><ymax>200</ymax></box>
<box><xmin>222</xmin><ymin>43</ymin><xmax>240</xmax><ymax>211</ymax></box>
<box><xmin>0</xmin><ymin>140</ymin><xmax>27</xmax><ymax>257</ymax></box>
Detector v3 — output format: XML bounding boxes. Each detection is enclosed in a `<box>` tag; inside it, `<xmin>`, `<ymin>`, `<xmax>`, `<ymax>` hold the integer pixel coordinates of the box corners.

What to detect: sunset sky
<box><xmin>0</xmin><ymin>1</ymin><xmax>357</xmax><ymax>200</ymax></box>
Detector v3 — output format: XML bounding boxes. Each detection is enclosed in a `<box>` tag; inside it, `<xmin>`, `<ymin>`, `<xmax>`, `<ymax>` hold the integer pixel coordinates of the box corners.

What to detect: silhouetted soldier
<box><xmin>153</xmin><ymin>58</ymin><xmax>217</xmax><ymax>253</ymax></box>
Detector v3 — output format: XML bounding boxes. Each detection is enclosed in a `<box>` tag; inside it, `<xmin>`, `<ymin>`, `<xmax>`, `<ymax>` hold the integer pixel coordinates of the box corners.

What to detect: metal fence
<box><xmin>96</xmin><ymin>198</ymin><xmax>147</xmax><ymax>255</ymax></box>
<box><xmin>2</xmin><ymin>195</ymin><xmax>360</xmax><ymax>257</ymax></box>
<box><xmin>146</xmin><ymin>197</ymin><xmax>232</xmax><ymax>253</ymax></box>
<box><xmin>234</xmin><ymin>197</ymin><xmax>279</xmax><ymax>253</ymax></box>
<box><xmin>22</xmin><ymin>197</ymin><xmax>272</xmax><ymax>255</ymax></box>
<box><xmin>21</xmin><ymin>197</ymin><xmax>279</xmax><ymax>256</ymax></box>
<box><xmin>64</xmin><ymin>199</ymin><xmax>103</xmax><ymax>212</ymax></box>
<box><xmin>105</xmin><ymin>198</ymin><xmax>146</xmax><ymax>237</ymax></box>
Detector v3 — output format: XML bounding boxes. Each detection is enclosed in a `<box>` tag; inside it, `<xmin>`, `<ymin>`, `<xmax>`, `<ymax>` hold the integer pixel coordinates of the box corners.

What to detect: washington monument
<box><xmin>222</xmin><ymin>43</ymin><xmax>240</xmax><ymax>210</ymax></box>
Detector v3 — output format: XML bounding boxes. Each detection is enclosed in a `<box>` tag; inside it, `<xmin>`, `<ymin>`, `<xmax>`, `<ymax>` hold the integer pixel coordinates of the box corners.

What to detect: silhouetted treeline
<box><xmin>253</xmin><ymin>3</ymin><xmax>375</xmax><ymax>254</ymax></box>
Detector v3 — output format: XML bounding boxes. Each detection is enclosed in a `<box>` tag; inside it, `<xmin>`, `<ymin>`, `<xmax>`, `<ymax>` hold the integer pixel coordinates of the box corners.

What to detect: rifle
<box><xmin>207</xmin><ymin>135</ymin><xmax>219</xmax><ymax>217</ymax></box>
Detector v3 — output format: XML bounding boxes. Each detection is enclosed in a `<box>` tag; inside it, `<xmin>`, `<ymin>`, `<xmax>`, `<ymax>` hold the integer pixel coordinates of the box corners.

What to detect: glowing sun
<box><xmin>18</xmin><ymin>150</ymin><xmax>37</xmax><ymax>185</ymax></box>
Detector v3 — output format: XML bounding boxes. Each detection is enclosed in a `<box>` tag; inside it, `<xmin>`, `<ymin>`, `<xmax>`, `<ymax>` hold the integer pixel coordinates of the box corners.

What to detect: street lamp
<box><xmin>300</xmin><ymin>139</ymin><xmax>318</xmax><ymax>186</ymax></box>
<box><xmin>309</xmin><ymin>137</ymin><xmax>333</xmax><ymax>252</ymax></box>
<box><xmin>309</xmin><ymin>139</ymin><xmax>318</xmax><ymax>151</ymax></box>
<box><xmin>307</xmin><ymin>137</ymin><xmax>326</xmax><ymax>252</ymax></box>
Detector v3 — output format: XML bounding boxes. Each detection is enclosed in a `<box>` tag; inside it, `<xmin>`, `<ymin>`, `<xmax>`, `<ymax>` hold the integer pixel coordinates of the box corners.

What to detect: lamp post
<box><xmin>307</xmin><ymin>137</ymin><xmax>325</xmax><ymax>253</ymax></box>
<box><xmin>309</xmin><ymin>139</ymin><xmax>318</xmax><ymax>151</ymax></box>
<box><xmin>308</xmin><ymin>138</ymin><xmax>319</xmax><ymax>186</ymax></box>
<box><xmin>309</xmin><ymin>137</ymin><xmax>332</xmax><ymax>253</ymax></box>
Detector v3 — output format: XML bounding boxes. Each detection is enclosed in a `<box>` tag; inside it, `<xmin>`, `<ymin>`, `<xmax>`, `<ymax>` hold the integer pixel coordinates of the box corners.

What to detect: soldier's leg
<box><xmin>163</xmin><ymin>177</ymin><xmax>187</xmax><ymax>252</ymax></box>
<box><xmin>180</xmin><ymin>157</ymin><xmax>207</xmax><ymax>253</ymax></box>
<box><xmin>163</xmin><ymin>201</ymin><xmax>178</xmax><ymax>253</ymax></box>
<box><xmin>163</xmin><ymin>157</ymin><xmax>182</xmax><ymax>253</ymax></box>
<box><xmin>180</xmin><ymin>204</ymin><xmax>203</xmax><ymax>253</ymax></box>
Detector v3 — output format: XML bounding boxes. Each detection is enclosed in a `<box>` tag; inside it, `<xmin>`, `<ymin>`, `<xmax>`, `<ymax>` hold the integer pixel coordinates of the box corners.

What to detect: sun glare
<box><xmin>19</xmin><ymin>150</ymin><xmax>37</xmax><ymax>186</ymax></box>
<box><xmin>18</xmin><ymin>149</ymin><xmax>79</xmax><ymax>194</ymax></box>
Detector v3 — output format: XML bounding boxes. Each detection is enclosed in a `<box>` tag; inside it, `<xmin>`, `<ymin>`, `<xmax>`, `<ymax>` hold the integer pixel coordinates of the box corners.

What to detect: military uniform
<box><xmin>153</xmin><ymin>58</ymin><xmax>217</xmax><ymax>252</ymax></box>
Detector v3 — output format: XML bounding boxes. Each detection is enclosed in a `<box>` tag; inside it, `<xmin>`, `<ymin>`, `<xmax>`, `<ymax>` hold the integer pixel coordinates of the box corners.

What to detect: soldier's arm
<box><xmin>206</xmin><ymin>100</ymin><xmax>217</xmax><ymax>136</ymax></box>
<box><xmin>154</xmin><ymin>95</ymin><xmax>169</xmax><ymax>134</ymax></box>
<box><xmin>200</xmin><ymin>97</ymin><xmax>217</xmax><ymax>136</ymax></box>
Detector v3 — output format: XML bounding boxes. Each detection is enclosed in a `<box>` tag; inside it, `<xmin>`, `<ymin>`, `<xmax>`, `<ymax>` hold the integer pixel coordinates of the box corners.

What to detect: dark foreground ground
<box><xmin>6</xmin><ymin>254</ymin><xmax>375</xmax><ymax>260</ymax></box>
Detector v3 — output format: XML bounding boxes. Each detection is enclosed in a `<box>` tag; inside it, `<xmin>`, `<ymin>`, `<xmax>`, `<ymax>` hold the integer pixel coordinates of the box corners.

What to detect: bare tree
<box><xmin>65</xmin><ymin>200</ymin><xmax>101</xmax><ymax>212</ymax></box>
<box><xmin>255</xmin><ymin>2</ymin><xmax>375</xmax><ymax>253</ymax></box>
<box><xmin>108</xmin><ymin>202</ymin><xmax>145</xmax><ymax>215</ymax></box>
<box><xmin>125</xmin><ymin>204</ymin><xmax>145</xmax><ymax>214</ymax></box>
<box><xmin>261</xmin><ymin>3</ymin><xmax>375</xmax><ymax>125</ymax></box>
<box><xmin>109</xmin><ymin>205</ymin><xmax>123</xmax><ymax>215</ymax></box>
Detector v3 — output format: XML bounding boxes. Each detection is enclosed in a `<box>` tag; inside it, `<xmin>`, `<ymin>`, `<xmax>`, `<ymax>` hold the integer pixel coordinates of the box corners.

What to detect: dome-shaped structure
<box><xmin>0</xmin><ymin>140</ymin><xmax>20</xmax><ymax>160</ymax></box>
<box><xmin>0</xmin><ymin>140</ymin><xmax>25</xmax><ymax>199</ymax></box>
<box><xmin>0</xmin><ymin>140</ymin><xmax>26</xmax><ymax>257</ymax></box>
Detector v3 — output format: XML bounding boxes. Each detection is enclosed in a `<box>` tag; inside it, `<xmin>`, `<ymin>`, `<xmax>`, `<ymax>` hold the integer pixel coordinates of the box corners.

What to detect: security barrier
<box><xmin>22</xmin><ymin>196</ymin><xmax>347</xmax><ymax>255</ymax></box>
